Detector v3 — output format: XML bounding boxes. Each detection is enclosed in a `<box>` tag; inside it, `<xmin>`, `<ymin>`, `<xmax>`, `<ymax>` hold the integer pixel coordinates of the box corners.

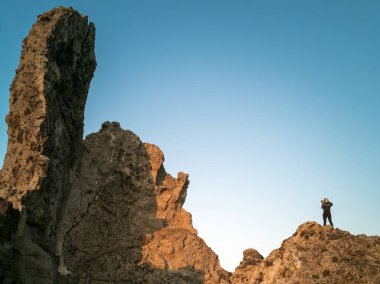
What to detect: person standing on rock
<box><xmin>321</xmin><ymin>198</ymin><xmax>334</xmax><ymax>226</ymax></box>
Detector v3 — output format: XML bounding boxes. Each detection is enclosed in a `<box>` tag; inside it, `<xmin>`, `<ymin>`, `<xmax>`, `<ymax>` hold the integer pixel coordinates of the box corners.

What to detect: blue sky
<box><xmin>1</xmin><ymin>0</ymin><xmax>379</xmax><ymax>271</ymax></box>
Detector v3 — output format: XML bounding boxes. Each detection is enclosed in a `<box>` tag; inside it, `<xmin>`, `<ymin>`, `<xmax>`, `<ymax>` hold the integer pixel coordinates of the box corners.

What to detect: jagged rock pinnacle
<box><xmin>0</xmin><ymin>6</ymin><xmax>96</xmax><ymax>282</ymax></box>
<box><xmin>0</xmin><ymin>7</ymin><xmax>96</xmax><ymax>211</ymax></box>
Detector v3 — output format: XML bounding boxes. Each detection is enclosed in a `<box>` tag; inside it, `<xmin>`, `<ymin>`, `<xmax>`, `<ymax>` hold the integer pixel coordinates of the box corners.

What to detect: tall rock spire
<box><xmin>0</xmin><ymin>7</ymin><xmax>96</xmax><ymax>210</ymax></box>
<box><xmin>0</xmin><ymin>7</ymin><xmax>96</xmax><ymax>283</ymax></box>
<box><xmin>0</xmin><ymin>7</ymin><xmax>230</xmax><ymax>283</ymax></box>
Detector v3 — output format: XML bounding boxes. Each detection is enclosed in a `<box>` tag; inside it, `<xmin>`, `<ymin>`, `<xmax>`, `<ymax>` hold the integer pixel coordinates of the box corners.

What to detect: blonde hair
<box><xmin>323</xmin><ymin>198</ymin><xmax>329</xmax><ymax>203</ymax></box>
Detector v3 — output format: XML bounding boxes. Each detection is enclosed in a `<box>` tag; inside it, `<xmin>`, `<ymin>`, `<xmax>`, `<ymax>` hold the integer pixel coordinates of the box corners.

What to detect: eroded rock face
<box><xmin>0</xmin><ymin>7</ymin><xmax>96</xmax><ymax>210</ymax></box>
<box><xmin>144</xmin><ymin>143</ymin><xmax>196</xmax><ymax>234</ymax></box>
<box><xmin>56</xmin><ymin>122</ymin><xmax>229</xmax><ymax>283</ymax></box>
<box><xmin>0</xmin><ymin>7</ymin><xmax>228</xmax><ymax>282</ymax></box>
<box><xmin>141</xmin><ymin>143</ymin><xmax>230</xmax><ymax>283</ymax></box>
<box><xmin>0</xmin><ymin>7</ymin><xmax>96</xmax><ymax>283</ymax></box>
<box><xmin>230</xmin><ymin>249</ymin><xmax>263</xmax><ymax>283</ymax></box>
<box><xmin>1</xmin><ymin>6</ymin><xmax>380</xmax><ymax>284</ymax></box>
<box><xmin>231</xmin><ymin>222</ymin><xmax>380</xmax><ymax>284</ymax></box>
<box><xmin>0</xmin><ymin>6</ymin><xmax>230</xmax><ymax>283</ymax></box>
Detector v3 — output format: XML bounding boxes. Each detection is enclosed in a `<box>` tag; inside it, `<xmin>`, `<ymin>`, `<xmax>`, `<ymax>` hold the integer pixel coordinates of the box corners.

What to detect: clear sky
<box><xmin>1</xmin><ymin>0</ymin><xmax>379</xmax><ymax>271</ymax></box>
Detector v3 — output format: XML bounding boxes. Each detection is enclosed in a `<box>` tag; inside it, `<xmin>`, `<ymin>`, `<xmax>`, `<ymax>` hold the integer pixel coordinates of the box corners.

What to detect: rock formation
<box><xmin>141</xmin><ymin>143</ymin><xmax>229</xmax><ymax>283</ymax></box>
<box><xmin>231</xmin><ymin>222</ymin><xmax>380</xmax><ymax>284</ymax></box>
<box><xmin>1</xmin><ymin>6</ymin><xmax>379</xmax><ymax>284</ymax></box>
<box><xmin>0</xmin><ymin>7</ymin><xmax>96</xmax><ymax>211</ymax></box>
<box><xmin>57</xmin><ymin>122</ymin><xmax>229</xmax><ymax>283</ymax></box>
<box><xmin>0</xmin><ymin>7</ymin><xmax>229</xmax><ymax>284</ymax></box>
<box><xmin>0</xmin><ymin>7</ymin><xmax>96</xmax><ymax>283</ymax></box>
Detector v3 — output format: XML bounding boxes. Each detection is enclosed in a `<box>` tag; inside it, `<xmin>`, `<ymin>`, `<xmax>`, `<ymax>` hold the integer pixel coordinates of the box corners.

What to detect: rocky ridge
<box><xmin>231</xmin><ymin>222</ymin><xmax>380</xmax><ymax>284</ymax></box>
<box><xmin>1</xmin><ymin>6</ymin><xmax>380</xmax><ymax>284</ymax></box>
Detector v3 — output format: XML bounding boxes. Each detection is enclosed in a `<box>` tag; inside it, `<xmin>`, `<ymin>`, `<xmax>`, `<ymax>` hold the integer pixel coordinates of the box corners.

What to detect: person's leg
<box><xmin>323</xmin><ymin>214</ymin><xmax>327</xmax><ymax>226</ymax></box>
<box><xmin>328</xmin><ymin>214</ymin><xmax>333</xmax><ymax>226</ymax></box>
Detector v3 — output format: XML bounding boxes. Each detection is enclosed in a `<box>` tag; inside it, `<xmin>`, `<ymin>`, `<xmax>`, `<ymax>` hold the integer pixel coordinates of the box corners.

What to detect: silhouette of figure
<box><xmin>321</xmin><ymin>198</ymin><xmax>333</xmax><ymax>226</ymax></box>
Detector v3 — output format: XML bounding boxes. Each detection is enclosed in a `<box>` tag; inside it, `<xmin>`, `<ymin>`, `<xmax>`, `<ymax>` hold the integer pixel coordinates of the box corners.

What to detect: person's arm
<box><xmin>321</xmin><ymin>201</ymin><xmax>324</xmax><ymax>209</ymax></box>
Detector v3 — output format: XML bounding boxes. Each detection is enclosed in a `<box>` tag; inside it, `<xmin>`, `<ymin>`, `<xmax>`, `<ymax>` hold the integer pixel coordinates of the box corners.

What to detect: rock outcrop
<box><xmin>57</xmin><ymin>122</ymin><xmax>229</xmax><ymax>283</ymax></box>
<box><xmin>231</xmin><ymin>222</ymin><xmax>380</xmax><ymax>284</ymax></box>
<box><xmin>1</xmin><ymin>6</ymin><xmax>379</xmax><ymax>284</ymax></box>
<box><xmin>141</xmin><ymin>143</ymin><xmax>229</xmax><ymax>283</ymax></box>
<box><xmin>0</xmin><ymin>7</ymin><xmax>96</xmax><ymax>283</ymax></box>
<box><xmin>0</xmin><ymin>7</ymin><xmax>96</xmax><ymax>210</ymax></box>
<box><xmin>0</xmin><ymin>7</ymin><xmax>228</xmax><ymax>284</ymax></box>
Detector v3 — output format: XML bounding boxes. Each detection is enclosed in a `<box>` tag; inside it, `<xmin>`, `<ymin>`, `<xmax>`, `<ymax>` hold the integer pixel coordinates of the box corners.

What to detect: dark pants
<box><xmin>323</xmin><ymin>213</ymin><xmax>333</xmax><ymax>226</ymax></box>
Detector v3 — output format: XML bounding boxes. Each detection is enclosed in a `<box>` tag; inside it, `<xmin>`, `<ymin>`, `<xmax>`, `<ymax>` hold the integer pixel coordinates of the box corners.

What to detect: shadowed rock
<box><xmin>0</xmin><ymin>7</ymin><xmax>96</xmax><ymax>210</ymax></box>
<box><xmin>1</xmin><ymin>6</ymin><xmax>379</xmax><ymax>284</ymax></box>
<box><xmin>0</xmin><ymin>7</ymin><xmax>96</xmax><ymax>283</ymax></box>
<box><xmin>0</xmin><ymin>7</ymin><xmax>228</xmax><ymax>283</ymax></box>
<box><xmin>57</xmin><ymin>122</ymin><xmax>229</xmax><ymax>283</ymax></box>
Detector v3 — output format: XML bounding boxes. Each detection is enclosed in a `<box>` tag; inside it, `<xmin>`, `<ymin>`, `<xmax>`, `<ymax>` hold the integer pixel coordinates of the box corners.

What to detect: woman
<box><xmin>321</xmin><ymin>198</ymin><xmax>334</xmax><ymax>226</ymax></box>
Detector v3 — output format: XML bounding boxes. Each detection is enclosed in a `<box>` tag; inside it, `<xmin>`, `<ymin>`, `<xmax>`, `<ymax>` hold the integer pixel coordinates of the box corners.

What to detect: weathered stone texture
<box><xmin>144</xmin><ymin>143</ymin><xmax>196</xmax><ymax>234</ymax></box>
<box><xmin>0</xmin><ymin>6</ymin><xmax>96</xmax><ymax>283</ymax></box>
<box><xmin>1</xmin><ymin>6</ymin><xmax>380</xmax><ymax>284</ymax></box>
<box><xmin>57</xmin><ymin>122</ymin><xmax>229</xmax><ymax>283</ymax></box>
<box><xmin>141</xmin><ymin>143</ymin><xmax>230</xmax><ymax>284</ymax></box>
<box><xmin>0</xmin><ymin>7</ymin><xmax>96</xmax><ymax>210</ymax></box>
<box><xmin>231</xmin><ymin>222</ymin><xmax>380</xmax><ymax>284</ymax></box>
<box><xmin>0</xmin><ymin>6</ymin><xmax>230</xmax><ymax>283</ymax></box>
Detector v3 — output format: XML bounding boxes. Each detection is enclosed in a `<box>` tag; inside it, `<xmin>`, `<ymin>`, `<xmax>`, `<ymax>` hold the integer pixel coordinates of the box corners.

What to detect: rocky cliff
<box><xmin>231</xmin><ymin>222</ymin><xmax>380</xmax><ymax>284</ymax></box>
<box><xmin>1</xmin><ymin>6</ymin><xmax>379</xmax><ymax>284</ymax></box>
<box><xmin>0</xmin><ymin>7</ymin><xmax>96</xmax><ymax>283</ymax></box>
<box><xmin>0</xmin><ymin>7</ymin><xmax>229</xmax><ymax>284</ymax></box>
<box><xmin>57</xmin><ymin>122</ymin><xmax>229</xmax><ymax>283</ymax></box>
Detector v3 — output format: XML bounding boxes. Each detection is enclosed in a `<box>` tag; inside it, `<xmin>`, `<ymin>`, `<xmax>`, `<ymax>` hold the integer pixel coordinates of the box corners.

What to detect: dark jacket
<box><xmin>321</xmin><ymin>201</ymin><xmax>333</xmax><ymax>214</ymax></box>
